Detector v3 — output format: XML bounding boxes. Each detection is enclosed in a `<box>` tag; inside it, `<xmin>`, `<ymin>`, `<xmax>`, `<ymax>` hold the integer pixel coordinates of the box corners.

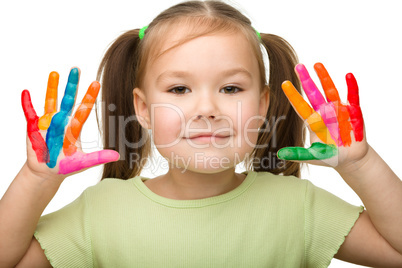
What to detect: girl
<box><xmin>1</xmin><ymin>1</ymin><xmax>402</xmax><ymax>267</ymax></box>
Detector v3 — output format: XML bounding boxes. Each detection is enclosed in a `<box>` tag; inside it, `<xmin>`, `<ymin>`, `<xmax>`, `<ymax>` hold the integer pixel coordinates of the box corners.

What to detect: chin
<box><xmin>179</xmin><ymin>168</ymin><xmax>235</xmax><ymax>176</ymax></box>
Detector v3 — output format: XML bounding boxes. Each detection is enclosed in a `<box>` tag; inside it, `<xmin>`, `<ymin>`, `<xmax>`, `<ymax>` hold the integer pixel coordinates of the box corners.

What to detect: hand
<box><xmin>278</xmin><ymin>63</ymin><xmax>368</xmax><ymax>169</ymax></box>
<box><xmin>21</xmin><ymin>68</ymin><xmax>119</xmax><ymax>179</ymax></box>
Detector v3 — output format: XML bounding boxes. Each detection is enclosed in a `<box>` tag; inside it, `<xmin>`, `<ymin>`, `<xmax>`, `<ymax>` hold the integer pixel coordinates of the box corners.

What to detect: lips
<box><xmin>185</xmin><ymin>132</ymin><xmax>231</xmax><ymax>139</ymax></box>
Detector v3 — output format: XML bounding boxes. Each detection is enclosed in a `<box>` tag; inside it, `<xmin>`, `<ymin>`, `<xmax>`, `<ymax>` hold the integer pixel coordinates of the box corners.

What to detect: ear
<box><xmin>133</xmin><ymin>88</ymin><xmax>150</xmax><ymax>129</ymax></box>
<box><xmin>258</xmin><ymin>85</ymin><xmax>270</xmax><ymax>127</ymax></box>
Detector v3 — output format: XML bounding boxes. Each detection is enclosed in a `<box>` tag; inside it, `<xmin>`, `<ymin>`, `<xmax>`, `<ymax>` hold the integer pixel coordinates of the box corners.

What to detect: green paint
<box><xmin>277</xmin><ymin>142</ymin><xmax>338</xmax><ymax>161</ymax></box>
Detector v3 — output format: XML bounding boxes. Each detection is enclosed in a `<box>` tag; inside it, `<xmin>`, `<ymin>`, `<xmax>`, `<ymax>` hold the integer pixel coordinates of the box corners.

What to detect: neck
<box><xmin>151</xmin><ymin>167</ymin><xmax>246</xmax><ymax>200</ymax></box>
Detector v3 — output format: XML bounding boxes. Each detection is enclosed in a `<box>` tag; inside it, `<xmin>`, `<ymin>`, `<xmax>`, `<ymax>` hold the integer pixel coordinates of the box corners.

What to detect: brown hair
<box><xmin>97</xmin><ymin>0</ymin><xmax>305</xmax><ymax>180</ymax></box>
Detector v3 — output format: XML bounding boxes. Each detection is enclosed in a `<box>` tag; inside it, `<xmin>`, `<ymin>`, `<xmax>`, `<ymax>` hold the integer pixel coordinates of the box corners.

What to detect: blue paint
<box><xmin>46</xmin><ymin>68</ymin><xmax>79</xmax><ymax>168</ymax></box>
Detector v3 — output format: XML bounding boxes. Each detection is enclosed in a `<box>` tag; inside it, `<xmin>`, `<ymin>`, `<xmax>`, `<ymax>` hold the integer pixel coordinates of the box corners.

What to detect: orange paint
<box><xmin>39</xmin><ymin>71</ymin><xmax>59</xmax><ymax>130</ymax></box>
<box><xmin>333</xmin><ymin>102</ymin><xmax>352</xmax><ymax>146</ymax></box>
<box><xmin>281</xmin><ymin>81</ymin><xmax>313</xmax><ymax>119</ymax></box>
<box><xmin>314</xmin><ymin>63</ymin><xmax>340</xmax><ymax>102</ymax></box>
<box><xmin>314</xmin><ymin>63</ymin><xmax>352</xmax><ymax>146</ymax></box>
<box><xmin>306</xmin><ymin>112</ymin><xmax>336</xmax><ymax>145</ymax></box>
<box><xmin>63</xmin><ymin>81</ymin><xmax>100</xmax><ymax>156</ymax></box>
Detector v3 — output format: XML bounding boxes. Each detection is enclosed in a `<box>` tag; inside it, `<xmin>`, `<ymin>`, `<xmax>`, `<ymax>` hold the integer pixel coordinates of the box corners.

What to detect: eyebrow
<box><xmin>156</xmin><ymin>70</ymin><xmax>190</xmax><ymax>85</ymax></box>
<box><xmin>220</xmin><ymin>67</ymin><xmax>253</xmax><ymax>80</ymax></box>
<box><xmin>155</xmin><ymin>67</ymin><xmax>253</xmax><ymax>85</ymax></box>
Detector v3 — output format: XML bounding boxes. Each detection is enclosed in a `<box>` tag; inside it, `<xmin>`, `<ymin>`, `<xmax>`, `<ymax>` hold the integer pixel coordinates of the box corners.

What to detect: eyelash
<box><xmin>220</xmin><ymin>86</ymin><xmax>243</xmax><ymax>94</ymax></box>
<box><xmin>168</xmin><ymin>86</ymin><xmax>190</xmax><ymax>94</ymax></box>
<box><xmin>168</xmin><ymin>86</ymin><xmax>243</xmax><ymax>95</ymax></box>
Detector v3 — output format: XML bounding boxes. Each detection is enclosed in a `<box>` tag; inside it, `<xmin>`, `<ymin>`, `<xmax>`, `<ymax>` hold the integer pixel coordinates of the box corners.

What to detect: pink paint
<box><xmin>58</xmin><ymin>150</ymin><xmax>120</xmax><ymax>174</ymax></box>
<box><xmin>318</xmin><ymin>102</ymin><xmax>342</xmax><ymax>146</ymax></box>
<box><xmin>295</xmin><ymin>64</ymin><xmax>326</xmax><ymax>111</ymax></box>
<box><xmin>295</xmin><ymin>64</ymin><xmax>341</xmax><ymax>145</ymax></box>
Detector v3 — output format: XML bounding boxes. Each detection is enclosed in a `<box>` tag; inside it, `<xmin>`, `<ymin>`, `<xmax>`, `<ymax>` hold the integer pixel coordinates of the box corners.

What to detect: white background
<box><xmin>1</xmin><ymin>1</ymin><xmax>401</xmax><ymax>267</ymax></box>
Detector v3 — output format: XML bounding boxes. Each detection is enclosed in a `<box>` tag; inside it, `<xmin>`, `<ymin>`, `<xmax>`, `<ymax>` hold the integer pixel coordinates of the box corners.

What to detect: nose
<box><xmin>194</xmin><ymin>89</ymin><xmax>220</xmax><ymax>120</ymax></box>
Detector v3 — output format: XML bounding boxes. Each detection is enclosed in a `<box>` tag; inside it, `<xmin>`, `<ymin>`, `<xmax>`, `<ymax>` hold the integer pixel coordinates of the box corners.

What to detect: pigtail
<box><xmin>251</xmin><ymin>33</ymin><xmax>305</xmax><ymax>177</ymax></box>
<box><xmin>97</xmin><ymin>29</ymin><xmax>151</xmax><ymax>180</ymax></box>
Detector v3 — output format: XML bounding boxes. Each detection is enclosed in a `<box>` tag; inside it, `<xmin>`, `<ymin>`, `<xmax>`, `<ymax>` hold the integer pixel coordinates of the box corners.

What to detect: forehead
<box><xmin>144</xmin><ymin>26</ymin><xmax>259</xmax><ymax>80</ymax></box>
<box><xmin>148</xmin><ymin>18</ymin><xmax>246</xmax><ymax>53</ymax></box>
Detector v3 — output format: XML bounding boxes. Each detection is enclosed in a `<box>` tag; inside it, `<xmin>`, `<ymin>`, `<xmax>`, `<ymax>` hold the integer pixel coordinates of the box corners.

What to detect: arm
<box><xmin>334</xmin><ymin>147</ymin><xmax>402</xmax><ymax>266</ymax></box>
<box><xmin>335</xmin><ymin>210</ymin><xmax>402</xmax><ymax>267</ymax></box>
<box><xmin>280</xmin><ymin>63</ymin><xmax>402</xmax><ymax>267</ymax></box>
<box><xmin>0</xmin><ymin>69</ymin><xmax>119</xmax><ymax>267</ymax></box>
<box><xmin>16</xmin><ymin>238</ymin><xmax>52</xmax><ymax>268</ymax></box>
<box><xmin>0</xmin><ymin>164</ymin><xmax>60</xmax><ymax>267</ymax></box>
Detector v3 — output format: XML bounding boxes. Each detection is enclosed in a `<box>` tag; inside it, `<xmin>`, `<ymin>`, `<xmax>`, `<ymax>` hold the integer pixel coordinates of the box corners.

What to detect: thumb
<box><xmin>58</xmin><ymin>150</ymin><xmax>120</xmax><ymax>175</ymax></box>
<box><xmin>277</xmin><ymin>143</ymin><xmax>338</xmax><ymax>161</ymax></box>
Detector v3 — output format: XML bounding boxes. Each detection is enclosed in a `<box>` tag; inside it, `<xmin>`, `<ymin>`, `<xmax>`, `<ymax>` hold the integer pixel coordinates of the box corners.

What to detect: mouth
<box><xmin>185</xmin><ymin>133</ymin><xmax>231</xmax><ymax>139</ymax></box>
<box><xmin>184</xmin><ymin>133</ymin><xmax>232</xmax><ymax>142</ymax></box>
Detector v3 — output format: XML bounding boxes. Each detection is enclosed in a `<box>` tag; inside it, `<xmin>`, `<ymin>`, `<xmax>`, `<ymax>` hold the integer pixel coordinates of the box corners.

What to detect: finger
<box><xmin>60</xmin><ymin>67</ymin><xmax>80</xmax><ymax>115</ymax></box>
<box><xmin>295</xmin><ymin>64</ymin><xmax>341</xmax><ymax>144</ymax></box>
<box><xmin>21</xmin><ymin>90</ymin><xmax>49</xmax><ymax>163</ymax></box>
<box><xmin>63</xmin><ymin>81</ymin><xmax>100</xmax><ymax>156</ymax></box>
<box><xmin>44</xmin><ymin>71</ymin><xmax>59</xmax><ymax>113</ymax></box>
<box><xmin>346</xmin><ymin>73</ymin><xmax>364</xmax><ymax>142</ymax></box>
<box><xmin>346</xmin><ymin>73</ymin><xmax>359</xmax><ymax>106</ymax></box>
<box><xmin>318</xmin><ymin>103</ymin><xmax>341</xmax><ymax>145</ymax></box>
<box><xmin>314</xmin><ymin>63</ymin><xmax>341</xmax><ymax>103</ymax></box>
<box><xmin>334</xmin><ymin>102</ymin><xmax>353</xmax><ymax>146</ymax></box>
<box><xmin>46</xmin><ymin>68</ymin><xmax>80</xmax><ymax>168</ymax></box>
<box><xmin>295</xmin><ymin>64</ymin><xmax>327</xmax><ymax>111</ymax></box>
<box><xmin>39</xmin><ymin>71</ymin><xmax>59</xmax><ymax>130</ymax></box>
<box><xmin>277</xmin><ymin>142</ymin><xmax>338</xmax><ymax>161</ymax></box>
<box><xmin>22</xmin><ymin>90</ymin><xmax>40</xmax><ymax>131</ymax></box>
<box><xmin>58</xmin><ymin>150</ymin><xmax>120</xmax><ymax>174</ymax></box>
<box><xmin>314</xmin><ymin>63</ymin><xmax>354</xmax><ymax>146</ymax></box>
<box><xmin>282</xmin><ymin>81</ymin><xmax>313</xmax><ymax>120</ymax></box>
<box><xmin>282</xmin><ymin>81</ymin><xmax>335</xmax><ymax>145</ymax></box>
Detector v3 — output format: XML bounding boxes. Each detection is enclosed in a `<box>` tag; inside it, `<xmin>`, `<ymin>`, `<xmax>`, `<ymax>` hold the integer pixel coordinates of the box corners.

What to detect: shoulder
<box><xmin>251</xmin><ymin>171</ymin><xmax>309</xmax><ymax>192</ymax></box>
<box><xmin>86</xmin><ymin>177</ymin><xmax>137</xmax><ymax>193</ymax></box>
<box><xmin>83</xmin><ymin>177</ymin><xmax>142</xmax><ymax>205</ymax></box>
<box><xmin>245</xmin><ymin>171</ymin><xmax>310</xmax><ymax>207</ymax></box>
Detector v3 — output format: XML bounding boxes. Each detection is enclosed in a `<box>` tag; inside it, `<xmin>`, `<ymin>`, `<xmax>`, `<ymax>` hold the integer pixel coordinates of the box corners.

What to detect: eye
<box><xmin>220</xmin><ymin>86</ymin><xmax>242</xmax><ymax>94</ymax></box>
<box><xmin>169</xmin><ymin>86</ymin><xmax>191</xmax><ymax>94</ymax></box>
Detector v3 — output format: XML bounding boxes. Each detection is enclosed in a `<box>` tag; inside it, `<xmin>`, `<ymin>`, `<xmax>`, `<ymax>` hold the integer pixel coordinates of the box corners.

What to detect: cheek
<box><xmin>239</xmin><ymin>105</ymin><xmax>263</xmax><ymax>147</ymax></box>
<box><xmin>151</xmin><ymin>106</ymin><xmax>184</xmax><ymax>145</ymax></box>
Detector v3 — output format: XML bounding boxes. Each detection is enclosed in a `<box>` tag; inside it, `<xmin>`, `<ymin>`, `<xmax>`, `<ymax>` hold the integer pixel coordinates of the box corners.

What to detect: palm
<box><xmin>306</xmin><ymin>124</ymin><xmax>368</xmax><ymax>169</ymax></box>
<box><xmin>22</xmin><ymin>68</ymin><xmax>119</xmax><ymax>178</ymax></box>
<box><xmin>278</xmin><ymin>63</ymin><xmax>368</xmax><ymax>169</ymax></box>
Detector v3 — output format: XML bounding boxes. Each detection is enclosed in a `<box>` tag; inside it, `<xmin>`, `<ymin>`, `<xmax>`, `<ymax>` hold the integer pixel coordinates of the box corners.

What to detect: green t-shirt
<box><xmin>34</xmin><ymin>171</ymin><xmax>363</xmax><ymax>267</ymax></box>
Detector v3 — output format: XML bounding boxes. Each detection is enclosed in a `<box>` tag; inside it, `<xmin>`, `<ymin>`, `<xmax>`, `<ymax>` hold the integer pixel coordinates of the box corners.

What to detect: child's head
<box><xmin>134</xmin><ymin>1</ymin><xmax>266</xmax><ymax>90</ymax></box>
<box><xmin>98</xmin><ymin>0</ymin><xmax>304</xmax><ymax>180</ymax></box>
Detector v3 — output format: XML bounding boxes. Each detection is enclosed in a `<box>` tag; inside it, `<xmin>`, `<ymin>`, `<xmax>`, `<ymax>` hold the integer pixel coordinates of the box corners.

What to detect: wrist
<box><xmin>20</xmin><ymin>162</ymin><xmax>64</xmax><ymax>191</ymax></box>
<box><xmin>335</xmin><ymin>145</ymin><xmax>373</xmax><ymax>178</ymax></box>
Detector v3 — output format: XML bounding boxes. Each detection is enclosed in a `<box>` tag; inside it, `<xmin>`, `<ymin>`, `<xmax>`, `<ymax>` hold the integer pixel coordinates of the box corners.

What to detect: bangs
<box><xmin>150</xmin><ymin>17</ymin><xmax>245</xmax><ymax>59</ymax></box>
<box><xmin>136</xmin><ymin>15</ymin><xmax>264</xmax><ymax>88</ymax></box>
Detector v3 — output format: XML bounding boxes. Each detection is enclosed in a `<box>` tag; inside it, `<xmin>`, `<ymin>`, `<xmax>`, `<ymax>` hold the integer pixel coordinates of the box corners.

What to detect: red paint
<box><xmin>346</xmin><ymin>73</ymin><xmax>364</xmax><ymax>142</ymax></box>
<box><xmin>21</xmin><ymin>90</ymin><xmax>49</xmax><ymax>162</ymax></box>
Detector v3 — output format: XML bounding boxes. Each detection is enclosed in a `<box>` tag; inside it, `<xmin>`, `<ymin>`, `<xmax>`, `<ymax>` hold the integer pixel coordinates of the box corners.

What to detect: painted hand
<box><xmin>277</xmin><ymin>63</ymin><xmax>366</xmax><ymax>167</ymax></box>
<box><xmin>21</xmin><ymin>68</ymin><xmax>119</xmax><ymax>176</ymax></box>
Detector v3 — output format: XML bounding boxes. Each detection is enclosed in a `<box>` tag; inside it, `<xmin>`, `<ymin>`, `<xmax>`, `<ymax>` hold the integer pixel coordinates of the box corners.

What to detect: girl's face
<box><xmin>134</xmin><ymin>29</ymin><xmax>269</xmax><ymax>174</ymax></box>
